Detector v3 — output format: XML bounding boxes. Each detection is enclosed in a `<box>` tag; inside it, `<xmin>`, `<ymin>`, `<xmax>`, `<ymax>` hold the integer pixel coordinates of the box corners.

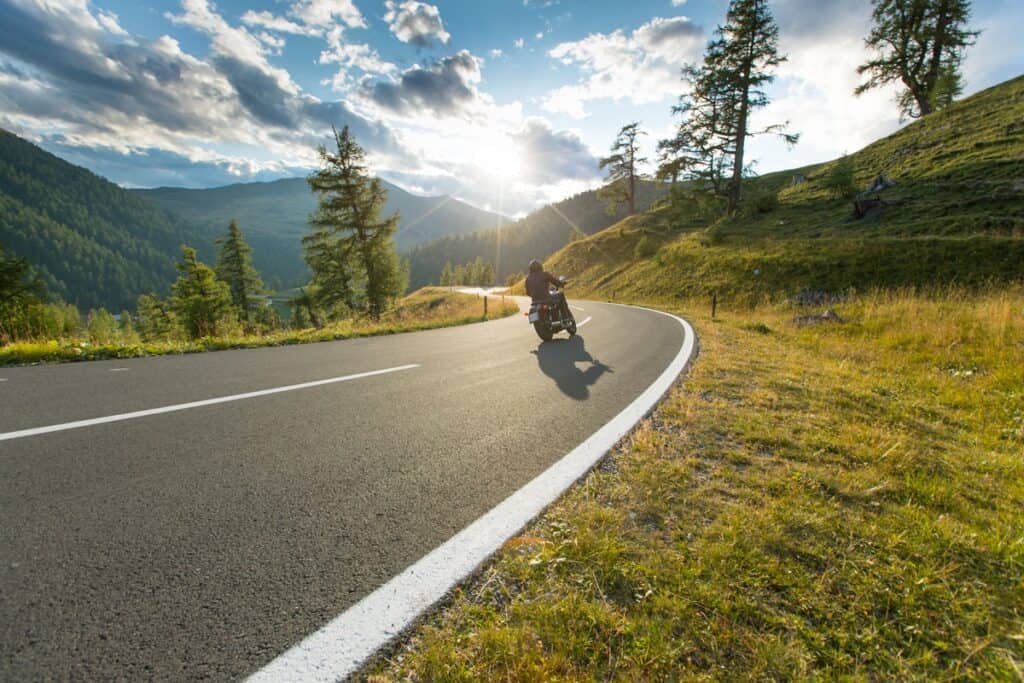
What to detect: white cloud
<box><xmin>543</xmin><ymin>16</ymin><xmax>705</xmax><ymax>118</ymax></box>
<box><xmin>384</xmin><ymin>1</ymin><xmax>450</xmax><ymax>47</ymax></box>
<box><xmin>671</xmin><ymin>0</ymin><xmax>686</xmax><ymax>6</ymax></box>
<box><xmin>514</xmin><ymin>37</ymin><xmax>525</xmax><ymax>48</ymax></box>
<box><xmin>489</xmin><ymin>48</ymin><xmax>503</xmax><ymax>58</ymax></box>
<box><xmin>240</xmin><ymin>10</ymin><xmax>317</xmax><ymax>36</ymax></box>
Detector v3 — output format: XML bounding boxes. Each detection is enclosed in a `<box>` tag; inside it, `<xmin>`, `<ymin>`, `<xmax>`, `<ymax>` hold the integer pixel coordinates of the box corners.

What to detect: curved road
<box><xmin>0</xmin><ymin>299</ymin><xmax>689</xmax><ymax>680</ymax></box>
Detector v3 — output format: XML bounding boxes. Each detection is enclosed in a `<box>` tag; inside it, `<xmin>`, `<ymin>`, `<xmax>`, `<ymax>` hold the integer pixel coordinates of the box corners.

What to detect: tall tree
<box><xmin>659</xmin><ymin>0</ymin><xmax>797</xmax><ymax>215</ymax></box>
<box><xmin>215</xmin><ymin>219</ymin><xmax>264</xmax><ymax>327</ymax></box>
<box><xmin>0</xmin><ymin>243</ymin><xmax>44</xmax><ymax>342</ymax></box>
<box><xmin>305</xmin><ymin>126</ymin><xmax>403</xmax><ymax>320</ymax></box>
<box><xmin>170</xmin><ymin>245</ymin><xmax>232</xmax><ymax>339</ymax></box>
<box><xmin>599</xmin><ymin>123</ymin><xmax>648</xmax><ymax>215</ymax></box>
<box><xmin>856</xmin><ymin>0</ymin><xmax>979</xmax><ymax>119</ymax></box>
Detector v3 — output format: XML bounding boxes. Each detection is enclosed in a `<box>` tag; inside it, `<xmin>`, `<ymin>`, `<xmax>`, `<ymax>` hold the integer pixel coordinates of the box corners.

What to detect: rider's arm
<box><xmin>545</xmin><ymin>272</ymin><xmax>561</xmax><ymax>288</ymax></box>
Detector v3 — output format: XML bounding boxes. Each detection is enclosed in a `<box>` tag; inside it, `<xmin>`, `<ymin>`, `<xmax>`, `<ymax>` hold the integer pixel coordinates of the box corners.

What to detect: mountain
<box><xmin>0</xmin><ymin>129</ymin><xmax>208</xmax><ymax>312</ymax></box>
<box><xmin>406</xmin><ymin>180</ymin><xmax>669</xmax><ymax>289</ymax></box>
<box><xmin>539</xmin><ymin>75</ymin><xmax>1024</xmax><ymax>303</ymax></box>
<box><xmin>135</xmin><ymin>178</ymin><xmax>508</xmax><ymax>290</ymax></box>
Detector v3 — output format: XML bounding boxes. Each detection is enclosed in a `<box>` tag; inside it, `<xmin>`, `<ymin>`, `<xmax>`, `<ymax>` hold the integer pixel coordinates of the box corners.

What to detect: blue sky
<box><xmin>0</xmin><ymin>0</ymin><xmax>1020</xmax><ymax>215</ymax></box>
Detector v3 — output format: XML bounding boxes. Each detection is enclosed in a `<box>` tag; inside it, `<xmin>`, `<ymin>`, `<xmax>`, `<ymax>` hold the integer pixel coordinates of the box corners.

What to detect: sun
<box><xmin>469</xmin><ymin>130</ymin><xmax>524</xmax><ymax>182</ymax></box>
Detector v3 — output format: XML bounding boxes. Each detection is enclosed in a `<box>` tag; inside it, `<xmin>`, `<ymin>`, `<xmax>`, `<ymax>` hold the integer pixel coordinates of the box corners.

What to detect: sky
<box><xmin>0</xmin><ymin>0</ymin><xmax>1020</xmax><ymax>217</ymax></box>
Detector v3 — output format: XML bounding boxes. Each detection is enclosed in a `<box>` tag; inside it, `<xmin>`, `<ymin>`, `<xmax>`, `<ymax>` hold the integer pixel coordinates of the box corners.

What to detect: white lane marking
<box><xmin>577</xmin><ymin>316</ymin><xmax>593</xmax><ymax>328</ymax></box>
<box><xmin>0</xmin><ymin>378</ymin><xmax>7</xmax><ymax>382</ymax></box>
<box><xmin>109</xmin><ymin>368</ymin><xmax>130</xmax><ymax>372</ymax></box>
<box><xmin>0</xmin><ymin>364</ymin><xmax>419</xmax><ymax>443</ymax></box>
<box><xmin>571</xmin><ymin>305</ymin><xmax>585</xmax><ymax>312</ymax></box>
<box><xmin>249</xmin><ymin>306</ymin><xmax>696</xmax><ymax>683</ymax></box>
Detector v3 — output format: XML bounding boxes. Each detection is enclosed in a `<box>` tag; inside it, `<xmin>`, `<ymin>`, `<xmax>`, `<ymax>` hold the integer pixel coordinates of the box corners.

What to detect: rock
<box><xmin>793</xmin><ymin>309</ymin><xmax>846</xmax><ymax>327</ymax></box>
<box><xmin>866</xmin><ymin>173</ymin><xmax>896</xmax><ymax>193</ymax></box>
<box><xmin>791</xmin><ymin>174</ymin><xmax>807</xmax><ymax>185</ymax></box>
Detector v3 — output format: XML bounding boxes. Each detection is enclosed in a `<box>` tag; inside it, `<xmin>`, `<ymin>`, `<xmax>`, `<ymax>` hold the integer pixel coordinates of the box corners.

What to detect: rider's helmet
<box><xmin>528</xmin><ymin>259</ymin><xmax>543</xmax><ymax>273</ymax></box>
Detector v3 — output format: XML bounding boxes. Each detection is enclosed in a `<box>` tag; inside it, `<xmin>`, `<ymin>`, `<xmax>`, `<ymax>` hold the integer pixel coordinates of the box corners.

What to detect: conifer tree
<box><xmin>215</xmin><ymin>219</ymin><xmax>264</xmax><ymax>327</ymax></box>
<box><xmin>136</xmin><ymin>294</ymin><xmax>179</xmax><ymax>342</ymax></box>
<box><xmin>305</xmin><ymin>126</ymin><xmax>402</xmax><ymax>320</ymax></box>
<box><xmin>856</xmin><ymin>0</ymin><xmax>979</xmax><ymax>119</ymax></box>
<box><xmin>440</xmin><ymin>261</ymin><xmax>454</xmax><ymax>286</ymax></box>
<box><xmin>170</xmin><ymin>245</ymin><xmax>232</xmax><ymax>339</ymax></box>
<box><xmin>599</xmin><ymin>122</ymin><xmax>647</xmax><ymax>215</ymax></box>
<box><xmin>659</xmin><ymin>0</ymin><xmax>797</xmax><ymax>215</ymax></box>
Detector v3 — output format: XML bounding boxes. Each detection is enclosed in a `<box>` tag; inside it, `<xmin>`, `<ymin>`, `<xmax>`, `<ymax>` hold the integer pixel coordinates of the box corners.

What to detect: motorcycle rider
<box><xmin>525</xmin><ymin>259</ymin><xmax>569</xmax><ymax>320</ymax></box>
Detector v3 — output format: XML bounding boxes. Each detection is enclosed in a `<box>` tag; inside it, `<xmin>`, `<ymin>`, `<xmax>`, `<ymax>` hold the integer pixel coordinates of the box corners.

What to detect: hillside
<box><xmin>542</xmin><ymin>75</ymin><xmax>1024</xmax><ymax>303</ymax></box>
<box><xmin>136</xmin><ymin>178</ymin><xmax>508</xmax><ymax>289</ymax></box>
<box><xmin>407</xmin><ymin>179</ymin><xmax>669</xmax><ymax>288</ymax></box>
<box><xmin>0</xmin><ymin>130</ymin><xmax>208</xmax><ymax>311</ymax></box>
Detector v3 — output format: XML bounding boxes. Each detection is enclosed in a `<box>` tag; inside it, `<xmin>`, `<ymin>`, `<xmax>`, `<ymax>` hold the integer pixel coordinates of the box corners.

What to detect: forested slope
<box><xmin>0</xmin><ymin>130</ymin><xmax>206</xmax><ymax>311</ymax></box>
<box><xmin>137</xmin><ymin>178</ymin><xmax>508</xmax><ymax>289</ymax></box>
<box><xmin>407</xmin><ymin>180</ymin><xmax>668</xmax><ymax>288</ymax></box>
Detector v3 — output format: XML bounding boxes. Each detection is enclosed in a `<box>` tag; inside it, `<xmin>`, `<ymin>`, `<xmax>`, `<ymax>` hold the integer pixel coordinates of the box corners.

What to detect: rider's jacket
<box><xmin>526</xmin><ymin>271</ymin><xmax>561</xmax><ymax>301</ymax></box>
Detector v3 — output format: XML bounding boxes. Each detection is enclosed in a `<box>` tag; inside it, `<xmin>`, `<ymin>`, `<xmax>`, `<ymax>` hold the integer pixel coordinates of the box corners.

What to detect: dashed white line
<box><xmin>0</xmin><ymin>364</ymin><xmax>419</xmax><ymax>443</ymax></box>
<box><xmin>571</xmin><ymin>305</ymin><xmax>585</xmax><ymax>311</ymax></box>
<box><xmin>0</xmin><ymin>378</ymin><xmax>7</xmax><ymax>382</ymax></box>
<box><xmin>577</xmin><ymin>316</ymin><xmax>593</xmax><ymax>328</ymax></box>
<box><xmin>109</xmin><ymin>368</ymin><xmax>130</xmax><ymax>372</ymax></box>
<box><xmin>249</xmin><ymin>306</ymin><xmax>696</xmax><ymax>683</ymax></box>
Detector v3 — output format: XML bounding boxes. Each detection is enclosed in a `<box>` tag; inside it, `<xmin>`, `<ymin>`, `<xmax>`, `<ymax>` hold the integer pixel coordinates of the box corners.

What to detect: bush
<box><xmin>634</xmin><ymin>235</ymin><xmax>658</xmax><ymax>259</ymax></box>
<box><xmin>87</xmin><ymin>308</ymin><xmax>118</xmax><ymax>344</ymax></box>
<box><xmin>822</xmin><ymin>155</ymin><xmax>858</xmax><ymax>199</ymax></box>
<box><xmin>753</xmin><ymin>191</ymin><xmax>780</xmax><ymax>214</ymax></box>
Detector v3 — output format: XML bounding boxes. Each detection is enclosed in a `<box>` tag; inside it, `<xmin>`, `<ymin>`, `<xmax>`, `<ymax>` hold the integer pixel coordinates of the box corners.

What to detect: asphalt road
<box><xmin>0</xmin><ymin>299</ymin><xmax>686</xmax><ymax>680</ymax></box>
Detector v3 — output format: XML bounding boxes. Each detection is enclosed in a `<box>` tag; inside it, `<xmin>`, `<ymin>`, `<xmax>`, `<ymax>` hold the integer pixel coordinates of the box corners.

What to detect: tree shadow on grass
<box><xmin>531</xmin><ymin>335</ymin><xmax>613</xmax><ymax>400</ymax></box>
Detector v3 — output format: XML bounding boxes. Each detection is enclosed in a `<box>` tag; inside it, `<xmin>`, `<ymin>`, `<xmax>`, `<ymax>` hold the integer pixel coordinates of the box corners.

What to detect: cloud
<box><xmin>0</xmin><ymin>0</ymin><xmax>408</xmax><ymax>177</ymax></box>
<box><xmin>671</xmin><ymin>0</ymin><xmax>686</xmax><ymax>6</ymax></box>
<box><xmin>384</xmin><ymin>1</ymin><xmax>450</xmax><ymax>47</ymax></box>
<box><xmin>514</xmin><ymin>37</ymin><xmax>525</xmax><ymax>48</ymax></box>
<box><xmin>543</xmin><ymin>16</ymin><xmax>705</xmax><ymax>118</ymax></box>
<box><xmin>489</xmin><ymin>48</ymin><xmax>504</xmax><ymax>58</ymax></box>
<box><xmin>511</xmin><ymin>118</ymin><xmax>599</xmax><ymax>185</ymax></box>
<box><xmin>361</xmin><ymin>50</ymin><xmax>486</xmax><ymax>118</ymax></box>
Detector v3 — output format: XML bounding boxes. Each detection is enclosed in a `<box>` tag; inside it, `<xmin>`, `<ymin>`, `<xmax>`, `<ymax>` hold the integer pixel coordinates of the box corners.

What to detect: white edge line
<box><xmin>248</xmin><ymin>304</ymin><xmax>696</xmax><ymax>682</ymax></box>
<box><xmin>571</xmin><ymin>305</ymin><xmax>585</xmax><ymax>311</ymax></box>
<box><xmin>0</xmin><ymin>364</ymin><xmax>420</xmax><ymax>442</ymax></box>
<box><xmin>577</xmin><ymin>316</ymin><xmax>593</xmax><ymax>328</ymax></box>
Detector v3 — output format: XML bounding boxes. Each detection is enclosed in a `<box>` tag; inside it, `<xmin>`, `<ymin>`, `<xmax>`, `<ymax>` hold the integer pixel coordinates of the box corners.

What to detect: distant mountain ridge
<box><xmin>407</xmin><ymin>180</ymin><xmax>670</xmax><ymax>289</ymax></box>
<box><xmin>136</xmin><ymin>178</ymin><xmax>509</xmax><ymax>289</ymax></box>
<box><xmin>0</xmin><ymin>129</ymin><xmax>208</xmax><ymax>311</ymax></box>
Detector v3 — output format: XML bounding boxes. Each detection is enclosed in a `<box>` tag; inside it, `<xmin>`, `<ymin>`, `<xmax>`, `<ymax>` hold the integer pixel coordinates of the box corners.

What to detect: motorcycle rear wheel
<box><xmin>533</xmin><ymin>322</ymin><xmax>554</xmax><ymax>341</ymax></box>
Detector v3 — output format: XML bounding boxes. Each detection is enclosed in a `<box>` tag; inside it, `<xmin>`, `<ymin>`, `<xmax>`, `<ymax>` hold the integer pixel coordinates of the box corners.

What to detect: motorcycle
<box><xmin>527</xmin><ymin>277</ymin><xmax>577</xmax><ymax>341</ymax></box>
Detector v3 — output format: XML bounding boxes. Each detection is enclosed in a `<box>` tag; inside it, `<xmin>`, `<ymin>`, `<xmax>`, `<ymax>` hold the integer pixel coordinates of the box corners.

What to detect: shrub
<box><xmin>822</xmin><ymin>154</ymin><xmax>858</xmax><ymax>199</ymax></box>
<box><xmin>87</xmin><ymin>308</ymin><xmax>118</xmax><ymax>344</ymax></box>
<box><xmin>634</xmin><ymin>235</ymin><xmax>658</xmax><ymax>259</ymax></box>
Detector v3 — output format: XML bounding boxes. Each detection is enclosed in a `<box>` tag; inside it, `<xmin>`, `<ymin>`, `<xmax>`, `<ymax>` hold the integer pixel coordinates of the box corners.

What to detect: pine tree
<box><xmin>136</xmin><ymin>294</ymin><xmax>179</xmax><ymax>342</ymax></box>
<box><xmin>599</xmin><ymin>123</ymin><xmax>647</xmax><ymax>215</ymax></box>
<box><xmin>440</xmin><ymin>261</ymin><xmax>454</xmax><ymax>286</ymax></box>
<box><xmin>659</xmin><ymin>0</ymin><xmax>797</xmax><ymax>215</ymax></box>
<box><xmin>215</xmin><ymin>219</ymin><xmax>264</xmax><ymax>327</ymax></box>
<box><xmin>305</xmin><ymin>126</ymin><xmax>402</xmax><ymax>320</ymax></box>
<box><xmin>170</xmin><ymin>245</ymin><xmax>232</xmax><ymax>339</ymax></box>
<box><xmin>856</xmin><ymin>0</ymin><xmax>979</xmax><ymax>119</ymax></box>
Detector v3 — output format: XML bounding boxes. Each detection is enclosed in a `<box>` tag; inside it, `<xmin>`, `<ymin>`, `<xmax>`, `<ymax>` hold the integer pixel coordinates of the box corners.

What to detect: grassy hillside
<box><xmin>137</xmin><ymin>178</ymin><xmax>508</xmax><ymax>289</ymax></box>
<box><xmin>0</xmin><ymin>129</ymin><xmax>208</xmax><ymax>311</ymax></box>
<box><xmin>542</xmin><ymin>75</ymin><xmax>1024</xmax><ymax>304</ymax></box>
<box><xmin>407</xmin><ymin>180</ymin><xmax>669</xmax><ymax>289</ymax></box>
<box><xmin>375</xmin><ymin>288</ymin><xmax>1023</xmax><ymax>680</ymax></box>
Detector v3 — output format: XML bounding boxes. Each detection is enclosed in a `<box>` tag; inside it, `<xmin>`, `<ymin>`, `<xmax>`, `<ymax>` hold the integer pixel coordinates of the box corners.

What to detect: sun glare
<box><xmin>470</xmin><ymin>131</ymin><xmax>524</xmax><ymax>182</ymax></box>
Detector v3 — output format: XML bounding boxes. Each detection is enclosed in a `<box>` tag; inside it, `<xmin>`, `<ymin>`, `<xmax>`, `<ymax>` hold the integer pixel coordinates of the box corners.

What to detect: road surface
<box><xmin>0</xmin><ymin>299</ymin><xmax>689</xmax><ymax>680</ymax></box>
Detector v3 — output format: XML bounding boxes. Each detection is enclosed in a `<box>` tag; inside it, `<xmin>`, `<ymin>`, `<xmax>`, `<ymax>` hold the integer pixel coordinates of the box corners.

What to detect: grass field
<box><xmin>0</xmin><ymin>288</ymin><xmax>517</xmax><ymax>366</ymax></box>
<box><xmin>370</xmin><ymin>288</ymin><xmax>1023</xmax><ymax>680</ymax></box>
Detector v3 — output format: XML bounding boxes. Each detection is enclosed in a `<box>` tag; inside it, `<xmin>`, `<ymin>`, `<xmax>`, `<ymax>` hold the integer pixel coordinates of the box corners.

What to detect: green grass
<box><xmin>536</xmin><ymin>75</ymin><xmax>1024</xmax><ymax>306</ymax></box>
<box><xmin>0</xmin><ymin>288</ymin><xmax>518</xmax><ymax>366</ymax></box>
<box><xmin>370</xmin><ymin>288</ymin><xmax>1023</xmax><ymax>681</ymax></box>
